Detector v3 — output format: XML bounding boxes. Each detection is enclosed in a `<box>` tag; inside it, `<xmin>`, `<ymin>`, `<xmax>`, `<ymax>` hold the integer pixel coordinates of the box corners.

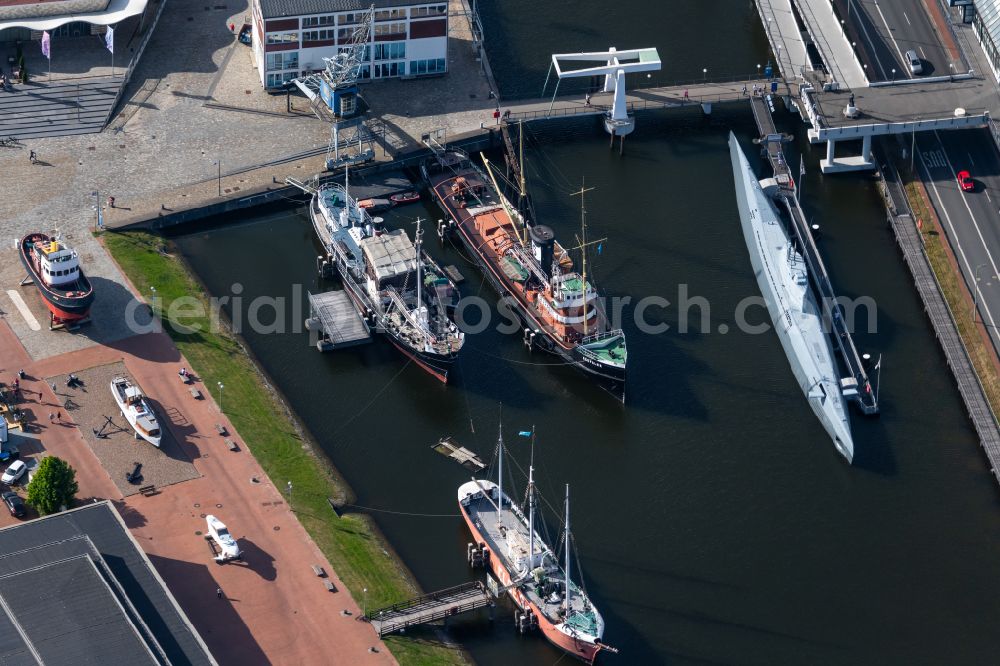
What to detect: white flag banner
<box><xmin>105</xmin><ymin>25</ymin><xmax>114</xmax><ymax>54</ymax></box>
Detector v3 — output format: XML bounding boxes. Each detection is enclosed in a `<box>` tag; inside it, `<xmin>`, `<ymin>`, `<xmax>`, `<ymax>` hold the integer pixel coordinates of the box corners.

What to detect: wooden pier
<box><xmin>749</xmin><ymin>94</ymin><xmax>880</xmax><ymax>415</ymax></box>
<box><xmin>306</xmin><ymin>291</ymin><xmax>372</xmax><ymax>351</ymax></box>
<box><xmin>432</xmin><ymin>437</ymin><xmax>486</xmax><ymax>471</ymax></box>
<box><xmin>878</xmin><ymin>149</ymin><xmax>1000</xmax><ymax>487</ymax></box>
<box><xmin>365</xmin><ymin>581</ymin><xmax>494</xmax><ymax>636</ymax></box>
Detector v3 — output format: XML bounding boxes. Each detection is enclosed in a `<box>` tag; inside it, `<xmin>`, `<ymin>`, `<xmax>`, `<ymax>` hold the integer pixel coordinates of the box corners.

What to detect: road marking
<box><xmin>855</xmin><ymin>0</ymin><xmax>889</xmax><ymax>80</ymax></box>
<box><xmin>926</xmin><ymin>131</ymin><xmax>1000</xmax><ymax>340</ymax></box>
<box><xmin>904</xmin><ymin>11</ymin><xmax>911</xmax><ymax>25</ymax></box>
<box><xmin>919</xmin><ymin>46</ymin><xmax>927</xmax><ymax>60</ymax></box>
<box><xmin>968</xmin><ymin>152</ymin><xmax>975</xmax><ymax>167</ymax></box>
<box><xmin>873</xmin><ymin>0</ymin><xmax>910</xmax><ymax>78</ymax></box>
<box><xmin>6</xmin><ymin>291</ymin><xmax>40</xmax><ymax>331</ymax></box>
<box><xmin>986</xmin><ymin>190</ymin><xmax>992</xmax><ymax>203</ymax></box>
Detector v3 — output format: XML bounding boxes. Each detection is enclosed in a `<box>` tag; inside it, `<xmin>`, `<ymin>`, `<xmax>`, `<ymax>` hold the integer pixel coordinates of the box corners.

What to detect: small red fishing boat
<box><xmin>389</xmin><ymin>190</ymin><xmax>421</xmax><ymax>205</ymax></box>
<box><xmin>19</xmin><ymin>233</ymin><xmax>95</xmax><ymax>324</ymax></box>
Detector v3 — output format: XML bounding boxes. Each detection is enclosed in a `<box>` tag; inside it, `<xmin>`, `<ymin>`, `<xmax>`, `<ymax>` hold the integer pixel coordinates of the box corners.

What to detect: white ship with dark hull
<box><xmin>728</xmin><ymin>133</ymin><xmax>854</xmax><ymax>462</ymax></box>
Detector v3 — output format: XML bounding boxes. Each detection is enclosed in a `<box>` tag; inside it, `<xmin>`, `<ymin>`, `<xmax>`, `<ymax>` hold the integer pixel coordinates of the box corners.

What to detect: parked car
<box><xmin>906</xmin><ymin>49</ymin><xmax>923</xmax><ymax>75</ymax></box>
<box><xmin>0</xmin><ymin>442</ymin><xmax>20</xmax><ymax>464</ymax></box>
<box><xmin>957</xmin><ymin>170</ymin><xmax>974</xmax><ymax>192</ymax></box>
<box><xmin>2</xmin><ymin>460</ymin><xmax>27</xmax><ymax>485</ymax></box>
<box><xmin>1</xmin><ymin>491</ymin><xmax>25</xmax><ymax>518</ymax></box>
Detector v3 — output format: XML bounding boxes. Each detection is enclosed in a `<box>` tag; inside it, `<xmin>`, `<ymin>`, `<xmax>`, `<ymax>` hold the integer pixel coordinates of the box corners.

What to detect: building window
<box><xmin>374</xmin><ymin>9</ymin><xmax>406</xmax><ymax>21</ymax></box>
<box><xmin>374</xmin><ymin>42</ymin><xmax>405</xmax><ymax>61</ymax></box>
<box><xmin>266</xmin><ymin>32</ymin><xmax>298</xmax><ymax>45</ymax></box>
<box><xmin>411</xmin><ymin>58</ymin><xmax>446</xmax><ymax>75</ymax></box>
<box><xmin>302</xmin><ymin>15</ymin><xmax>335</xmax><ymax>27</ymax></box>
<box><xmin>266</xmin><ymin>52</ymin><xmax>299</xmax><ymax>71</ymax></box>
<box><xmin>339</xmin><ymin>12</ymin><xmax>360</xmax><ymax>25</ymax></box>
<box><xmin>302</xmin><ymin>29</ymin><xmax>335</xmax><ymax>41</ymax></box>
<box><xmin>374</xmin><ymin>22</ymin><xmax>406</xmax><ymax>39</ymax></box>
<box><xmin>411</xmin><ymin>5</ymin><xmax>446</xmax><ymax>18</ymax></box>
<box><xmin>266</xmin><ymin>71</ymin><xmax>299</xmax><ymax>87</ymax></box>
<box><xmin>374</xmin><ymin>61</ymin><xmax>404</xmax><ymax>78</ymax></box>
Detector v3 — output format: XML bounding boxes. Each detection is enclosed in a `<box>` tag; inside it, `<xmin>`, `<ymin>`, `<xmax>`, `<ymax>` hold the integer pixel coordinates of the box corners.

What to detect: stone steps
<box><xmin>0</xmin><ymin>77</ymin><xmax>124</xmax><ymax>140</ymax></box>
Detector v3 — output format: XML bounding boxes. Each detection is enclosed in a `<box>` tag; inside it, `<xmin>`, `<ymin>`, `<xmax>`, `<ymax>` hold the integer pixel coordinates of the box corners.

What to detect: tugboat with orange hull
<box><xmin>458</xmin><ymin>426</ymin><xmax>614</xmax><ymax>664</ymax></box>
<box><xmin>423</xmin><ymin>145</ymin><xmax>627</xmax><ymax>399</ymax></box>
<box><xmin>19</xmin><ymin>233</ymin><xmax>94</xmax><ymax>326</ymax></box>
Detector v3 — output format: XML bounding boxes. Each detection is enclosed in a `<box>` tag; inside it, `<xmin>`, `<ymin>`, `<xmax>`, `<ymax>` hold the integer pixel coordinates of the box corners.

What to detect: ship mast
<box><xmin>564</xmin><ymin>483</ymin><xmax>571</xmax><ymax>614</ymax></box>
<box><xmin>519</xmin><ymin>120</ymin><xmax>528</xmax><ymax>247</ymax></box>
<box><xmin>527</xmin><ymin>427</ymin><xmax>536</xmax><ymax>573</ymax></box>
<box><xmin>415</xmin><ymin>217</ymin><xmax>424</xmax><ymax>328</ymax></box>
<box><xmin>497</xmin><ymin>418</ymin><xmax>503</xmax><ymax>531</ymax></box>
<box><xmin>571</xmin><ymin>183</ymin><xmax>595</xmax><ymax>337</ymax></box>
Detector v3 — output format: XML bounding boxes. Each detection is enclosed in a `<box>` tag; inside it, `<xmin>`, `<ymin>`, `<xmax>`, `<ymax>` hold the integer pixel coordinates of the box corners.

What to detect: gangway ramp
<box><xmin>307</xmin><ymin>291</ymin><xmax>372</xmax><ymax>351</ymax></box>
<box><xmin>365</xmin><ymin>581</ymin><xmax>494</xmax><ymax>636</ymax></box>
<box><xmin>749</xmin><ymin>95</ymin><xmax>880</xmax><ymax>415</ymax></box>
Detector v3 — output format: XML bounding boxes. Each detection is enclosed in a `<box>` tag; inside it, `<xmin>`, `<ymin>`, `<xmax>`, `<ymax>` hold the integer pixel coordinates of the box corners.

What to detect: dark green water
<box><xmin>173</xmin><ymin>4</ymin><xmax>1000</xmax><ymax>664</ymax></box>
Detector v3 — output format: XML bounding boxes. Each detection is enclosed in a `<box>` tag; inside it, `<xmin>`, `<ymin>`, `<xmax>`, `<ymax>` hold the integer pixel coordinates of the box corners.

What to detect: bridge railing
<box><xmin>507</xmin><ymin>91</ymin><xmax>762</xmax><ymax>122</ymax></box>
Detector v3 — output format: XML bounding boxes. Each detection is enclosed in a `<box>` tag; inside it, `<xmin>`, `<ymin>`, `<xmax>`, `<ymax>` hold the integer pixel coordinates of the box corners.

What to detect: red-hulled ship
<box><xmin>458</xmin><ymin>426</ymin><xmax>614</xmax><ymax>663</ymax></box>
<box><xmin>19</xmin><ymin>234</ymin><xmax>95</xmax><ymax>324</ymax></box>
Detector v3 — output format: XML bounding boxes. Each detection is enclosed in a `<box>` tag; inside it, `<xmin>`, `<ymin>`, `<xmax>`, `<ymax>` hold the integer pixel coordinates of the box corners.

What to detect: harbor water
<box><xmin>173</xmin><ymin>3</ymin><xmax>1000</xmax><ymax>663</ymax></box>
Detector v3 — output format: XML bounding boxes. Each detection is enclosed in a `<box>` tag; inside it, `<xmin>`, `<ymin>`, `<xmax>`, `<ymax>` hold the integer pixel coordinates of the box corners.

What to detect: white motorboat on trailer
<box><xmin>110</xmin><ymin>376</ymin><xmax>162</xmax><ymax>447</ymax></box>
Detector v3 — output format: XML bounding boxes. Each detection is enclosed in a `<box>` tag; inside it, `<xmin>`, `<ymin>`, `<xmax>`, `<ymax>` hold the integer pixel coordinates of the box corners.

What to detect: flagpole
<box><xmin>875</xmin><ymin>354</ymin><xmax>882</xmax><ymax>404</ymax></box>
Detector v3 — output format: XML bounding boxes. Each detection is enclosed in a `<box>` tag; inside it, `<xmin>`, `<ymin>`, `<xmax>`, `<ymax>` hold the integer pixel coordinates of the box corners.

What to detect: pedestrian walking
<box><xmin>29</xmin><ymin>150</ymin><xmax>36</xmax><ymax>164</ymax></box>
<box><xmin>585</xmin><ymin>92</ymin><xmax>591</xmax><ymax>106</ymax></box>
<box><xmin>50</xmin><ymin>382</ymin><xmax>56</xmax><ymax>392</ymax></box>
<box><xmin>48</xmin><ymin>413</ymin><xmax>54</xmax><ymax>423</ymax></box>
<box><xmin>742</xmin><ymin>84</ymin><xmax>748</xmax><ymax>96</ymax></box>
<box><xmin>493</xmin><ymin>108</ymin><xmax>500</xmax><ymax>125</ymax></box>
<box><xmin>107</xmin><ymin>196</ymin><xmax>115</xmax><ymax>209</ymax></box>
<box><xmin>17</xmin><ymin>369</ymin><xmax>24</xmax><ymax>379</ymax></box>
<box><xmin>216</xmin><ymin>588</ymin><xmax>223</xmax><ymax>599</ymax></box>
<box><xmin>55</xmin><ymin>411</ymin><xmax>61</xmax><ymax>423</ymax></box>
<box><xmin>683</xmin><ymin>89</ymin><xmax>689</xmax><ymax>101</ymax></box>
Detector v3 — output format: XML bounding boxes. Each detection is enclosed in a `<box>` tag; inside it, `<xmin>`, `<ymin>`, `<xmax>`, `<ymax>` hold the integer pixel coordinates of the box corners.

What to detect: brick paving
<box><xmin>0</xmin><ymin>325</ymin><xmax>395</xmax><ymax>665</ymax></box>
<box><xmin>49</xmin><ymin>361</ymin><xmax>201</xmax><ymax>497</ymax></box>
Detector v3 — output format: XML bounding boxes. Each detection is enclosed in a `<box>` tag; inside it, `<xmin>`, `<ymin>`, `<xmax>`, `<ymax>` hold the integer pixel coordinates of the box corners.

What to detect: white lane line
<box><xmin>986</xmin><ymin>190</ymin><xmax>993</xmax><ymax>203</ymax></box>
<box><xmin>927</xmin><ymin>131</ymin><xmax>1000</xmax><ymax>336</ymax></box>
<box><xmin>919</xmin><ymin>46</ymin><xmax>927</xmax><ymax>60</ymax></box>
<box><xmin>904</xmin><ymin>11</ymin><xmax>911</xmax><ymax>25</ymax></box>
<box><xmin>873</xmin><ymin>0</ymin><xmax>909</xmax><ymax>77</ymax></box>
<box><xmin>856</xmin><ymin>0</ymin><xmax>889</xmax><ymax>80</ymax></box>
<box><xmin>6</xmin><ymin>291</ymin><xmax>40</xmax><ymax>331</ymax></box>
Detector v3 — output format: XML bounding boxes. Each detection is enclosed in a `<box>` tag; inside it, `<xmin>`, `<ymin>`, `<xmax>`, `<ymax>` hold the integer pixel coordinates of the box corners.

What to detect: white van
<box><xmin>906</xmin><ymin>50</ymin><xmax>923</xmax><ymax>75</ymax></box>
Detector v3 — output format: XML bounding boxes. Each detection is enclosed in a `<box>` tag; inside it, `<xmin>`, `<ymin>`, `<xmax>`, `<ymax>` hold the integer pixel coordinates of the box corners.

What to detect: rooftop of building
<box><xmin>0</xmin><ymin>501</ymin><xmax>215</xmax><ymax>666</ymax></box>
<box><xmin>259</xmin><ymin>0</ymin><xmax>432</xmax><ymax>20</ymax></box>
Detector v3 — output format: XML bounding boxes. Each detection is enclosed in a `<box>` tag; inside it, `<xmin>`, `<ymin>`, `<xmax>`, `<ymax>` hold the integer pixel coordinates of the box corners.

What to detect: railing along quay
<box><xmin>878</xmin><ymin>145</ymin><xmax>1000</xmax><ymax>487</ymax></box>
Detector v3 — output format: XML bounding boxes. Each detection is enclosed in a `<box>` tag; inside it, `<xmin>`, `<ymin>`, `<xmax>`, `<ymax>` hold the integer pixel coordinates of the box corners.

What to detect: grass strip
<box><xmin>101</xmin><ymin>230</ymin><xmax>468</xmax><ymax>666</ymax></box>
<box><xmin>897</xmin><ymin>167</ymin><xmax>1000</xmax><ymax>417</ymax></box>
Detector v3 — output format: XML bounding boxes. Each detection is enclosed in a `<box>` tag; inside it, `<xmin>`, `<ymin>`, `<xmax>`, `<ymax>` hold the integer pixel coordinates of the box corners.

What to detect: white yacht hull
<box><xmin>729</xmin><ymin>133</ymin><xmax>854</xmax><ymax>462</ymax></box>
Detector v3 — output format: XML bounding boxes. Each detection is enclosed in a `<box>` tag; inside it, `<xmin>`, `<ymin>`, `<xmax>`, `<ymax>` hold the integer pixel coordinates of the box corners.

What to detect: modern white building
<box><xmin>250</xmin><ymin>0</ymin><xmax>448</xmax><ymax>90</ymax></box>
<box><xmin>969</xmin><ymin>0</ymin><xmax>1000</xmax><ymax>81</ymax></box>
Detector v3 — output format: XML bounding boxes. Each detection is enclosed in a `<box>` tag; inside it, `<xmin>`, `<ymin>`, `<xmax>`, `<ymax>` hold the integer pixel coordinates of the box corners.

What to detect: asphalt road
<box><xmin>840</xmin><ymin>0</ymin><xmax>957</xmax><ymax>81</ymax></box>
<box><xmin>913</xmin><ymin>127</ymin><xmax>1000</xmax><ymax>352</ymax></box>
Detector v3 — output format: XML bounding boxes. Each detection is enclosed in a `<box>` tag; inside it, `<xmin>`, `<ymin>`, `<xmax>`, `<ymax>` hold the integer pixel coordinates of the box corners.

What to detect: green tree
<box><xmin>26</xmin><ymin>457</ymin><xmax>78</xmax><ymax>515</ymax></box>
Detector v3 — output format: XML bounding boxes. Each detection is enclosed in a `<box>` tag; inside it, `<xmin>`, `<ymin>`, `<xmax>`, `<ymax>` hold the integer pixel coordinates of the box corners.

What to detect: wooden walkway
<box><xmin>308</xmin><ymin>291</ymin><xmax>371</xmax><ymax>350</ymax></box>
<box><xmin>878</xmin><ymin>150</ymin><xmax>1000</xmax><ymax>485</ymax></box>
<box><xmin>365</xmin><ymin>581</ymin><xmax>493</xmax><ymax>636</ymax></box>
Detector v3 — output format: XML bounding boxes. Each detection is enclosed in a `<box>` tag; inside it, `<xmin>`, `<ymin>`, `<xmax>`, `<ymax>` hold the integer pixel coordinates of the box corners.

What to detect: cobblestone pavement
<box><xmin>0</xmin><ymin>245</ymin><xmax>153</xmax><ymax>361</ymax></box>
<box><xmin>49</xmin><ymin>361</ymin><xmax>200</xmax><ymax>497</ymax></box>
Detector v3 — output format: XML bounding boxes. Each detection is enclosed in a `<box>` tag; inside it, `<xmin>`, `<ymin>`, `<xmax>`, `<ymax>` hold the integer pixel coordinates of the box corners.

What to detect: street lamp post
<box><xmin>215</xmin><ymin>159</ymin><xmax>222</xmax><ymax>197</ymax></box>
<box><xmin>702</xmin><ymin>67</ymin><xmax>707</xmax><ymax>82</ymax></box>
<box><xmin>217</xmin><ymin>382</ymin><xmax>224</xmax><ymax>412</ymax></box>
<box><xmin>363</xmin><ymin>587</ymin><xmax>368</xmax><ymax>618</ymax></box>
<box><xmin>891</xmin><ymin>68</ymin><xmax>896</xmax><ymax>82</ymax></box>
<box><xmin>841</xmin><ymin>19</ymin><xmax>845</xmax><ymax>37</ymax></box>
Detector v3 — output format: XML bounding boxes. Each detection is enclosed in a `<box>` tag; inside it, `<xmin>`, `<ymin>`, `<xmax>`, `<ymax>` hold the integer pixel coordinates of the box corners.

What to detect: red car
<box><xmin>957</xmin><ymin>170</ymin><xmax>974</xmax><ymax>192</ymax></box>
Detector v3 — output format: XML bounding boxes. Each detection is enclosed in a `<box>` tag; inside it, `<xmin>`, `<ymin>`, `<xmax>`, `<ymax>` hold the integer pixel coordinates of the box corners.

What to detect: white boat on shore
<box><xmin>111</xmin><ymin>376</ymin><xmax>162</xmax><ymax>447</ymax></box>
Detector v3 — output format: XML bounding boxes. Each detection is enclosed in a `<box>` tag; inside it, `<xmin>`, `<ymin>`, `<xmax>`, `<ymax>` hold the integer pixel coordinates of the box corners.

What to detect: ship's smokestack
<box><xmin>529</xmin><ymin>225</ymin><xmax>555</xmax><ymax>276</ymax></box>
